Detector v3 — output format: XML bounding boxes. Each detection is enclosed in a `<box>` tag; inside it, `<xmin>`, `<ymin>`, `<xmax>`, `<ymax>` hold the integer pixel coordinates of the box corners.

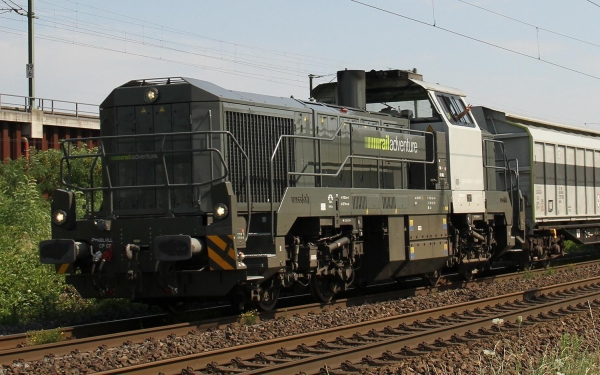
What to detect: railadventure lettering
<box><xmin>365</xmin><ymin>135</ymin><xmax>418</xmax><ymax>153</ymax></box>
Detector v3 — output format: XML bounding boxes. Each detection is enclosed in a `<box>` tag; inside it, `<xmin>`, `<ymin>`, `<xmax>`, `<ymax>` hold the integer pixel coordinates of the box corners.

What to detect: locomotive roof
<box><xmin>408</xmin><ymin>79</ymin><xmax>466</xmax><ymax>97</ymax></box>
<box><xmin>106</xmin><ymin>76</ymin><xmax>381</xmax><ymax>119</ymax></box>
<box><xmin>108</xmin><ymin>77</ymin><xmax>310</xmax><ymax>110</ymax></box>
<box><xmin>505</xmin><ymin>112</ymin><xmax>600</xmax><ymax>138</ymax></box>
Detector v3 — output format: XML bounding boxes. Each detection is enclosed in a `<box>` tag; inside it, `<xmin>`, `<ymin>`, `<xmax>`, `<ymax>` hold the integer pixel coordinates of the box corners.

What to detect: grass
<box><xmin>542</xmin><ymin>267</ymin><xmax>558</xmax><ymax>276</ymax></box>
<box><xmin>522</xmin><ymin>269</ymin><xmax>536</xmax><ymax>280</ymax></box>
<box><xmin>478</xmin><ymin>304</ymin><xmax>600</xmax><ymax>375</ymax></box>
<box><xmin>238</xmin><ymin>309</ymin><xmax>259</xmax><ymax>326</ymax></box>
<box><xmin>26</xmin><ymin>327</ymin><xmax>65</xmax><ymax>346</ymax></box>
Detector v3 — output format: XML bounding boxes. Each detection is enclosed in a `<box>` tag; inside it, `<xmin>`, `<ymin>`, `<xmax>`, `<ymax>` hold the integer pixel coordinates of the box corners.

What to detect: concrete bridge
<box><xmin>0</xmin><ymin>93</ymin><xmax>100</xmax><ymax>161</ymax></box>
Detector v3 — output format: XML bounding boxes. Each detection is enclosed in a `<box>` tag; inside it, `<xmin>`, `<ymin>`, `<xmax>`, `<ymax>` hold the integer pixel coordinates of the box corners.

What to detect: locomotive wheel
<box><xmin>159</xmin><ymin>301</ymin><xmax>187</xmax><ymax>315</ymax></box>
<box><xmin>423</xmin><ymin>270</ymin><xmax>441</xmax><ymax>287</ymax></box>
<box><xmin>310</xmin><ymin>275</ymin><xmax>338</xmax><ymax>303</ymax></box>
<box><xmin>540</xmin><ymin>256</ymin><xmax>551</xmax><ymax>269</ymax></box>
<box><xmin>255</xmin><ymin>286</ymin><xmax>280</xmax><ymax>311</ymax></box>
<box><xmin>520</xmin><ymin>251</ymin><xmax>533</xmax><ymax>271</ymax></box>
<box><xmin>460</xmin><ymin>268</ymin><xmax>474</xmax><ymax>282</ymax></box>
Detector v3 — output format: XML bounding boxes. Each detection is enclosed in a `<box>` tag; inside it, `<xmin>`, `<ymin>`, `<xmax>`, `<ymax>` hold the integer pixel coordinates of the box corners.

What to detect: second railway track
<box><xmin>96</xmin><ymin>275</ymin><xmax>600</xmax><ymax>375</ymax></box>
<box><xmin>1</xmin><ymin>259</ymin><xmax>599</xmax><ymax>373</ymax></box>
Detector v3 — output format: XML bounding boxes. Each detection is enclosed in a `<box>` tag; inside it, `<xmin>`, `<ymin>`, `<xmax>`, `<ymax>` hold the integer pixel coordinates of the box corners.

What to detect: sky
<box><xmin>1</xmin><ymin>0</ymin><xmax>599</xmax><ymax>129</ymax></box>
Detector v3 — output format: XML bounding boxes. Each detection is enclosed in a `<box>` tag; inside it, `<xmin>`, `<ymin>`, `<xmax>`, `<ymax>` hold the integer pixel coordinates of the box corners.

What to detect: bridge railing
<box><xmin>0</xmin><ymin>93</ymin><xmax>98</xmax><ymax>118</ymax></box>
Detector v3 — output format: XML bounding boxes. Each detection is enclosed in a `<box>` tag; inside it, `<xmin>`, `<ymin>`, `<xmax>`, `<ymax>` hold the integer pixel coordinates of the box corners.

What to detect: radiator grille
<box><xmin>382</xmin><ymin>196</ymin><xmax>396</xmax><ymax>209</ymax></box>
<box><xmin>353</xmin><ymin>196</ymin><xmax>367</xmax><ymax>209</ymax></box>
<box><xmin>226</xmin><ymin>112</ymin><xmax>294</xmax><ymax>204</ymax></box>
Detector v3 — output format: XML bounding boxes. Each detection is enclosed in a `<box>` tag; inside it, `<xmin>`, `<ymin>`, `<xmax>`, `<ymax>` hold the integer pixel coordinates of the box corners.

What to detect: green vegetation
<box><xmin>26</xmin><ymin>327</ymin><xmax>65</xmax><ymax>346</ymax></box>
<box><xmin>542</xmin><ymin>267</ymin><xmax>558</xmax><ymax>277</ymax></box>
<box><xmin>480</xmin><ymin>312</ymin><xmax>600</xmax><ymax>375</ymax></box>
<box><xmin>238</xmin><ymin>309</ymin><xmax>259</xmax><ymax>326</ymax></box>
<box><xmin>0</xmin><ymin>147</ymin><xmax>136</xmax><ymax>326</ymax></box>
<box><xmin>522</xmin><ymin>269</ymin><xmax>536</xmax><ymax>280</ymax></box>
<box><xmin>564</xmin><ymin>239</ymin><xmax>599</xmax><ymax>255</ymax></box>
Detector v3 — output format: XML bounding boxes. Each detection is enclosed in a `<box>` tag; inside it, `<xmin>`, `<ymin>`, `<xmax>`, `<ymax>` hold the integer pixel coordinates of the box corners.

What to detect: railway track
<box><xmin>95</xmin><ymin>275</ymin><xmax>600</xmax><ymax>375</ymax></box>
<box><xmin>0</xmin><ymin>258</ymin><xmax>598</xmax><ymax>371</ymax></box>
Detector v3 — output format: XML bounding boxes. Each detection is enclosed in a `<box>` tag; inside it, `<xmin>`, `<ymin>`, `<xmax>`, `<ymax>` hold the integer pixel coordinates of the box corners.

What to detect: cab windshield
<box><xmin>366</xmin><ymin>98</ymin><xmax>440</xmax><ymax>123</ymax></box>
<box><xmin>435</xmin><ymin>93</ymin><xmax>474</xmax><ymax>126</ymax></box>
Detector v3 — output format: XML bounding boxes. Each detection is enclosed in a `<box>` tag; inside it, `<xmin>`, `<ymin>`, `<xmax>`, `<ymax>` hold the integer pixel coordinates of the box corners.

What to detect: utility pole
<box><xmin>1</xmin><ymin>0</ymin><xmax>35</xmax><ymax>109</ymax></box>
<box><xmin>27</xmin><ymin>0</ymin><xmax>35</xmax><ymax>109</ymax></box>
<box><xmin>308</xmin><ymin>74</ymin><xmax>323</xmax><ymax>98</ymax></box>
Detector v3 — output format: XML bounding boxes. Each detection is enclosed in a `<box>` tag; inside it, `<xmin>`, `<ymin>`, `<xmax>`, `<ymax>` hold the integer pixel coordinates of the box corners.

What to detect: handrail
<box><xmin>483</xmin><ymin>139</ymin><xmax>510</xmax><ymax>192</ymax></box>
<box><xmin>59</xmin><ymin>129</ymin><xmax>252</xmax><ymax>237</ymax></box>
<box><xmin>269</xmin><ymin>119</ymin><xmax>435</xmax><ymax>240</ymax></box>
<box><xmin>0</xmin><ymin>93</ymin><xmax>98</xmax><ymax>118</ymax></box>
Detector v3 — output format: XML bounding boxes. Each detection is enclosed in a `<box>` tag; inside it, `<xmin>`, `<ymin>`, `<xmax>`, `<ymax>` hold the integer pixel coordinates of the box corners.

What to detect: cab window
<box><xmin>436</xmin><ymin>93</ymin><xmax>474</xmax><ymax>126</ymax></box>
<box><xmin>366</xmin><ymin>98</ymin><xmax>440</xmax><ymax>123</ymax></box>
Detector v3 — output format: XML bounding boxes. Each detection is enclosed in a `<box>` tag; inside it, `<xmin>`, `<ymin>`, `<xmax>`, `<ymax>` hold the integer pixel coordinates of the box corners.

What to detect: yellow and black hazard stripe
<box><xmin>56</xmin><ymin>263</ymin><xmax>71</xmax><ymax>274</ymax></box>
<box><xmin>206</xmin><ymin>235</ymin><xmax>236</xmax><ymax>271</ymax></box>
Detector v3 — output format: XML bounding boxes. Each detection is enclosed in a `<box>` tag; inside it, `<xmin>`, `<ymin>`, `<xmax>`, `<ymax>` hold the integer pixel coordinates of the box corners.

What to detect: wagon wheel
<box><xmin>310</xmin><ymin>275</ymin><xmax>339</xmax><ymax>303</ymax></box>
<box><xmin>255</xmin><ymin>285</ymin><xmax>280</xmax><ymax>311</ymax></box>
<box><xmin>423</xmin><ymin>270</ymin><xmax>441</xmax><ymax>287</ymax></box>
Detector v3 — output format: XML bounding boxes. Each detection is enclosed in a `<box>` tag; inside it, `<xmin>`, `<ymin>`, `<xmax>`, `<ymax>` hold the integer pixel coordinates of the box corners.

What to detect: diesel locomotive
<box><xmin>39</xmin><ymin>69</ymin><xmax>600</xmax><ymax>309</ymax></box>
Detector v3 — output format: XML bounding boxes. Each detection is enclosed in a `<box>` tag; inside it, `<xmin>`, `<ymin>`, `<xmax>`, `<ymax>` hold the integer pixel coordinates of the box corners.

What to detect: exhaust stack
<box><xmin>337</xmin><ymin>70</ymin><xmax>366</xmax><ymax>110</ymax></box>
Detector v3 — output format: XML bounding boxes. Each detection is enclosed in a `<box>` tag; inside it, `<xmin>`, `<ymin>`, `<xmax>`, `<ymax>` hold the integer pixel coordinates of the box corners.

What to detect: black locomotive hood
<box><xmin>100</xmin><ymin>77</ymin><xmax>307</xmax><ymax>111</ymax></box>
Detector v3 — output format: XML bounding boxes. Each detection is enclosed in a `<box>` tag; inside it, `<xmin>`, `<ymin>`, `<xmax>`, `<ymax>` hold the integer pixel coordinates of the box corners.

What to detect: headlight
<box><xmin>53</xmin><ymin>210</ymin><xmax>67</xmax><ymax>225</ymax></box>
<box><xmin>143</xmin><ymin>87</ymin><xmax>159</xmax><ymax>103</ymax></box>
<box><xmin>213</xmin><ymin>203</ymin><xmax>229</xmax><ymax>219</ymax></box>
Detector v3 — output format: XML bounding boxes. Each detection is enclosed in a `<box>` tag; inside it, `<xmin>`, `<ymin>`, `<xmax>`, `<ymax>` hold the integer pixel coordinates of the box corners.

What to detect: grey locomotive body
<box><xmin>39</xmin><ymin>70</ymin><xmax>595</xmax><ymax>309</ymax></box>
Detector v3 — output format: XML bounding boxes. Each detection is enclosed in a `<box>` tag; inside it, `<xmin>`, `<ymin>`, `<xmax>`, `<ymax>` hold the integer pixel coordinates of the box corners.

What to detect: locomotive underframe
<box><xmin>43</xmin><ymin>183</ymin><xmax>513</xmax><ymax>303</ymax></box>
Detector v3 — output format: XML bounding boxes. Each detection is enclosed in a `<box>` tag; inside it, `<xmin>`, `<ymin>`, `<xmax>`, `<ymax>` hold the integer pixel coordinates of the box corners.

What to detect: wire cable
<box><xmin>0</xmin><ymin>26</ymin><xmax>308</xmax><ymax>88</ymax></box>
<box><xmin>587</xmin><ymin>0</ymin><xmax>600</xmax><ymax>8</ymax></box>
<box><xmin>38</xmin><ymin>0</ymin><xmax>345</xmax><ymax>67</ymax></box>
<box><xmin>33</xmin><ymin>3</ymin><xmax>341</xmax><ymax>73</ymax></box>
<box><xmin>457</xmin><ymin>0</ymin><xmax>600</xmax><ymax>50</ymax></box>
<box><xmin>350</xmin><ymin>0</ymin><xmax>600</xmax><ymax>80</ymax></box>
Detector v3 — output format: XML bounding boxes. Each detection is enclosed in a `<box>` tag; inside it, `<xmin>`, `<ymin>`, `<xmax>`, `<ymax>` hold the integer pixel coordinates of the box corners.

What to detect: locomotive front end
<box><xmin>39</xmin><ymin>78</ymin><xmax>250</xmax><ymax>302</ymax></box>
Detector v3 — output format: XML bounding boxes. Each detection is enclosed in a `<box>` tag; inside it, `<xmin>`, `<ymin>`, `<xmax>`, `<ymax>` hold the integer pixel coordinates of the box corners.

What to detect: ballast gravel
<box><xmin>2</xmin><ymin>263</ymin><xmax>600</xmax><ymax>374</ymax></box>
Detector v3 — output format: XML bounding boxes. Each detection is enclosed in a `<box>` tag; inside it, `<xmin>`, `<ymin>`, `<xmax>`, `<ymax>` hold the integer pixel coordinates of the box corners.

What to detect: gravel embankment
<box><xmin>2</xmin><ymin>264</ymin><xmax>600</xmax><ymax>374</ymax></box>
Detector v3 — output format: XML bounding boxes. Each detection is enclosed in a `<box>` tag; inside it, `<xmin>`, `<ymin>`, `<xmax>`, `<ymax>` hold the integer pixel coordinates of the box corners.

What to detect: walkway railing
<box><xmin>0</xmin><ymin>93</ymin><xmax>98</xmax><ymax>118</ymax></box>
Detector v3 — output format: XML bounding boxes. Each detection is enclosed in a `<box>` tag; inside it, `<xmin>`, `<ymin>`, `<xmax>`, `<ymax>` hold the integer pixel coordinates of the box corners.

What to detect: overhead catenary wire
<box><xmin>33</xmin><ymin>3</ymin><xmax>341</xmax><ymax>73</ymax></box>
<box><xmin>2</xmin><ymin>1</ymin><xmax>597</xmax><ymax>126</ymax></box>
<box><xmin>0</xmin><ymin>26</ymin><xmax>309</xmax><ymax>88</ymax></box>
<box><xmin>0</xmin><ymin>5</ymin><xmax>339</xmax><ymax>88</ymax></box>
<box><xmin>587</xmin><ymin>0</ymin><xmax>600</xmax><ymax>8</ymax></box>
<box><xmin>350</xmin><ymin>0</ymin><xmax>600</xmax><ymax>80</ymax></box>
<box><xmin>2</xmin><ymin>0</ymin><xmax>343</xmax><ymax>88</ymax></box>
<box><xmin>10</xmin><ymin>14</ymin><xmax>318</xmax><ymax>79</ymax></box>
<box><xmin>38</xmin><ymin>0</ymin><xmax>345</xmax><ymax>67</ymax></box>
<box><xmin>457</xmin><ymin>0</ymin><xmax>600</xmax><ymax>50</ymax></box>
<box><xmin>0</xmin><ymin>0</ymin><xmax>343</xmax><ymax>89</ymax></box>
<box><xmin>0</xmin><ymin>0</ymin><xmax>26</xmax><ymax>14</ymax></box>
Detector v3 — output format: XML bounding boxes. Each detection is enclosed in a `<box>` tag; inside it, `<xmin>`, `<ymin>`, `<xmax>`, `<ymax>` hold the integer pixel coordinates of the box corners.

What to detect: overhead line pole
<box><xmin>27</xmin><ymin>0</ymin><xmax>35</xmax><ymax>109</ymax></box>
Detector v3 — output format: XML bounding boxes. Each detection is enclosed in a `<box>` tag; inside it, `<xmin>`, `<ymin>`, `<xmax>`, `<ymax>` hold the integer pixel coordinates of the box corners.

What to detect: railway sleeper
<box><xmin>253</xmin><ymin>352</ymin><xmax>294</xmax><ymax>364</ymax></box>
<box><xmin>381</xmin><ymin>350</ymin><xmax>411</xmax><ymax>360</ymax></box>
<box><xmin>230</xmin><ymin>357</ymin><xmax>270</xmax><ymax>369</ymax></box>
<box><xmin>361</xmin><ymin>355</ymin><xmax>395</xmax><ymax>366</ymax></box>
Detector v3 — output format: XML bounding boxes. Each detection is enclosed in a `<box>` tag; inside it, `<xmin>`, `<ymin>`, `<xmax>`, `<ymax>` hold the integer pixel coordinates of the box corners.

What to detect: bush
<box><xmin>0</xmin><ymin>147</ymin><xmax>105</xmax><ymax>325</ymax></box>
<box><xmin>0</xmin><ymin>164</ymin><xmax>56</xmax><ymax>324</ymax></box>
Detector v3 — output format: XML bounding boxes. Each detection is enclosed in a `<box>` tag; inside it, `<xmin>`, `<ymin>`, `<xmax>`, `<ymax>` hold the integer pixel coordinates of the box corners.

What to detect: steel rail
<box><xmin>0</xmin><ymin>258</ymin><xmax>597</xmax><ymax>367</ymax></box>
<box><xmin>89</xmin><ymin>273</ymin><xmax>600</xmax><ymax>374</ymax></box>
